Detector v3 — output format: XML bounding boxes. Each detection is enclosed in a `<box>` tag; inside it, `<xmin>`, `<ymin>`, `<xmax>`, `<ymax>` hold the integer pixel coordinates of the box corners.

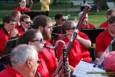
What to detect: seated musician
<box><xmin>96</xmin><ymin>16</ymin><xmax>115</xmax><ymax>58</ymax></box>
<box><xmin>54</xmin><ymin>20</ymin><xmax>92</xmax><ymax>68</ymax></box>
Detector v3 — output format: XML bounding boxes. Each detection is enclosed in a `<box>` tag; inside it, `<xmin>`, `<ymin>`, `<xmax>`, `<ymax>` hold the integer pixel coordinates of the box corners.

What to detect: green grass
<box><xmin>89</xmin><ymin>14</ymin><xmax>106</xmax><ymax>27</ymax></box>
<box><xmin>89</xmin><ymin>11</ymin><xmax>106</xmax><ymax>27</ymax></box>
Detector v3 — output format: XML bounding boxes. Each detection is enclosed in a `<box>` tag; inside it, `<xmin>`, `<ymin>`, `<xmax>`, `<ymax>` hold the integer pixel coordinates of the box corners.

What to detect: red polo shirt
<box><xmin>79</xmin><ymin>22</ymin><xmax>95</xmax><ymax>29</ymax></box>
<box><xmin>0</xmin><ymin>28</ymin><xmax>10</xmax><ymax>54</ymax></box>
<box><xmin>55</xmin><ymin>31</ymin><xmax>92</xmax><ymax>67</ymax></box>
<box><xmin>96</xmin><ymin>30</ymin><xmax>112</xmax><ymax>53</ymax></box>
<box><xmin>55</xmin><ymin>32</ymin><xmax>83</xmax><ymax>67</ymax></box>
<box><xmin>16</xmin><ymin>26</ymin><xmax>25</xmax><ymax>36</ymax></box>
<box><xmin>37</xmin><ymin>53</ymin><xmax>51</xmax><ymax>77</ymax></box>
<box><xmin>40</xmin><ymin>40</ymin><xmax>58</xmax><ymax>76</ymax></box>
<box><xmin>78</xmin><ymin>32</ymin><xmax>92</xmax><ymax>62</ymax></box>
<box><xmin>99</xmin><ymin>21</ymin><xmax>109</xmax><ymax>29</ymax></box>
<box><xmin>0</xmin><ymin>66</ymin><xmax>23</xmax><ymax>77</ymax></box>
<box><xmin>15</xmin><ymin>6</ymin><xmax>31</xmax><ymax>12</ymax></box>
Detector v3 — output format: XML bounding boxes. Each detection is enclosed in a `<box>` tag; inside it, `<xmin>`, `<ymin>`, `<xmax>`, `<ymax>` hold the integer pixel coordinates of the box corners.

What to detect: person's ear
<box><xmin>25</xmin><ymin>59</ymin><xmax>33</xmax><ymax>69</ymax></box>
<box><xmin>39</xmin><ymin>26</ymin><xmax>43</xmax><ymax>32</ymax></box>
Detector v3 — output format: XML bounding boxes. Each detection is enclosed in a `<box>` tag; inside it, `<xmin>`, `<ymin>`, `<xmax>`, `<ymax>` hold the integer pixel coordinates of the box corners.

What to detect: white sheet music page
<box><xmin>73</xmin><ymin>60</ymin><xmax>108</xmax><ymax>77</ymax></box>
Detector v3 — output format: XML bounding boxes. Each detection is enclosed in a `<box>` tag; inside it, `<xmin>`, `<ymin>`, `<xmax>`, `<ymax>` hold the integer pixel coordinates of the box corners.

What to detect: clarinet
<box><xmin>62</xmin><ymin>48</ymin><xmax>71</xmax><ymax>77</ymax></box>
<box><xmin>53</xmin><ymin>5</ymin><xmax>91</xmax><ymax>77</ymax></box>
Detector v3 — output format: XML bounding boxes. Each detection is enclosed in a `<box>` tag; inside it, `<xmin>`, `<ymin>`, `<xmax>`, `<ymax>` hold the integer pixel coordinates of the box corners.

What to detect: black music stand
<box><xmin>81</xmin><ymin>28</ymin><xmax>104</xmax><ymax>43</ymax></box>
<box><xmin>81</xmin><ymin>28</ymin><xmax>104</xmax><ymax>61</ymax></box>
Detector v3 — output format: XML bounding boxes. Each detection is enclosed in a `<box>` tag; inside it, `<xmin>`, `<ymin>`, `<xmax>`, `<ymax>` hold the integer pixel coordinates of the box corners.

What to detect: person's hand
<box><xmin>10</xmin><ymin>29</ymin><xmax>19</xmax><ymax>38</ymax></box>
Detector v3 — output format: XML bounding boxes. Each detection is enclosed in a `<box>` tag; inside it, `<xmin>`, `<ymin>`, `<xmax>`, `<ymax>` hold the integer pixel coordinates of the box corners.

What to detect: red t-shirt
<box><xmin>15</xmin><ymin>6</ymin><xmax>31</xmax><ymax>12</ymax></box>
<box><xmin>78</xmin><ymin>32</ymin><xmax>92</xmax><ymax>62</ymax></box>
<box><xmin>0</xmin><ymin>28</ymin><xmax>9</xmax><ymax>54</ymax></box>
<box><xmin>37</xmin><ymin>53</ymin><xmax>51</xmax><ymax>77</ymax></box>
<box><xmin>16</xmin><ymin>26</ymin><xmax>25</xmax><ymax>36</ymax></box>
<box><xmin>55</xmin><ymin>32</ymin><xmax>83</xmax><ymax>67</ymax></box>
<box><xmin>99</xmin><ymin>21</ymin><xmax>109</xmax><ymax>29</ymax></box>
<box><xmin>0</xmin><ymin>66</ymin><xmax>23</xmax><ymax>77</ymax></box>
<box><xmin>96</xmin><ymin>30</ymin><xmax>112</xmax><ymax>53</ymax></box>
<box><xmin>40</xmin><ymin>40</ymin><xmax>57</xmax><ymax>76</ymax></box>
<box><xmin>55</xmin><ymin>31</ymin><xmax>92</xmax><ymax>67</ymax></box>
<box><xmin>79</xmin><ymin>22</ymin><xmax>95</xmax><ymax>29</ymax></box>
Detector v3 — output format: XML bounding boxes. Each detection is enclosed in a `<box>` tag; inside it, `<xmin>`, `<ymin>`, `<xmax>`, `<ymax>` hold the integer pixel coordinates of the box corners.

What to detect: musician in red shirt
<box><xmin>99</xmin><ymin>8</ymin><xmax>115</xmax><ymax>29</ymax></box>
<box><xmin>0</xmin><ymin>44</ymin><xmax>40</xmax><ymax>77</ymax></box>
<box><xmin>96</xmin><ymin>16</ymin><xmax>115</xmax><ymax>58</ymax></box>
<box><xmin>0</xmin><ymin>16</ymin><xmax>17</xmax><ymax>55</ymax></box>
<box><xmin>32</xmin><ymin>15</ymin><xmax>58</xmax><ymax>76</ymax></box>
<box><xmin>16</xmin><ymin>14</ymin><xmax>32</xmax><ymax>36</ymax></box>
<box><xmin>18</xmin><ymin>29</ymin><xmax>51</xmax><ymax>77</ymax></box>
<box><xmin>54</xmin><ymin>21</ymin><xmax>92</xmax><ymax>67</ymax></box>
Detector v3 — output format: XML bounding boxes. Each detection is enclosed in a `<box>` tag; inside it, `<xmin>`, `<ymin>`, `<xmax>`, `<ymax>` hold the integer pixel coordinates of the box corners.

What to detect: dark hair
<box><xmin>18</xmin><ymin>29</ymin><xmax>38</xmax><ymax>44</ymax></box>
<box><xmin>55</xmin><ymin>13</ymin><xmax>64</xmax><ymax>20</ymax></box>
<box><xmin>32</xmin><ymin>15</ymin><xmax>52</xmax><ymax>29</ymax></box>
<box><xmin>3</xmin><ymin>16</ymin><xmax>16</xmax><ymax>24</ymax></box>
<box><xmin>108</xmin><ymin>16</ymin><xmax>115</xmax><ymax>24</ymax></box>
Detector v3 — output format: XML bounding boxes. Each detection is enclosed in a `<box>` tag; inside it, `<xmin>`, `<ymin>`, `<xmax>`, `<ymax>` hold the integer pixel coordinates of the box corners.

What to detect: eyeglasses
<box><xmin>33</xmin><ymin>38</ymin><xmax>44</xmax><ymax>44</ymax></box>
<box><xmin>25</xmin><ymin>21</ymin><xmax>31</xmax><ymax>24</ymax></box>
<box><xmin>61</xmin><ymin>19</ymin><xmax>66</xmax><ymax>21</ymax></box>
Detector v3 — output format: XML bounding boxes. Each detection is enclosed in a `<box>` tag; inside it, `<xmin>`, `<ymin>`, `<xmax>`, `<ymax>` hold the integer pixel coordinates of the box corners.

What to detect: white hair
<box><xmin>10</xmin><ymin>44</ymin><xmax>38</xmax><ymax>65</ymax></box>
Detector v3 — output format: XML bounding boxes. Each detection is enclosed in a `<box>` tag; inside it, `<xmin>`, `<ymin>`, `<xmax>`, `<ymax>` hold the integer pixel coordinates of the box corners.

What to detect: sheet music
<box><xmin>73</xmin><ymin>61</ymin><xmax>108</xmax><ymax>77</ymax></box>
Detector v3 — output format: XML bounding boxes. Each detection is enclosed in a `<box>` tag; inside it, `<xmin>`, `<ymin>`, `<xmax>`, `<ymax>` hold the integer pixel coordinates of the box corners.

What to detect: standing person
<box><xmin>0</xmin><ymin>16</ymin><xmax>17</xmax><ymax>55</ymax></box>
<box><xmin>32</xmin><ymin>15</ymin><xmax>58</xmax><ymax>76</ymax></box>
<box><xmin>0</xmin><ymin>44</ymin><xmax>40</xmax><ymax>77</ymax></box>
<box><xmin>40</xmin><ymin>0</ymin><xmax>51</xmax><ymax>16</ymax></box>
<box><xmin>15</xmin><ymin>0</ymin><xmax>32</xmax><ymax>13</ymax></box>
<box><xmin>99</xmin><ymin>8</ymin><xmax>115</xmax><ymax>29</ymax></box>
<box><xmin>18</xmin><ymin>29</ymin><xmax>50</xmax><ymax>77</ymax></box>
<box><xmin>96</xmin><ymin>16</ymin><xmax>115</xmax><ymax>58</ymax></box>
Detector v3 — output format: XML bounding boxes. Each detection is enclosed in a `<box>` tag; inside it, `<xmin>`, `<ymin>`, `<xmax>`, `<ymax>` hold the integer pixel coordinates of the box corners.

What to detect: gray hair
<box><xmin>10</xmin><ymin>44</ymin><xmax>38</xmax><ymax>65</ymax></box>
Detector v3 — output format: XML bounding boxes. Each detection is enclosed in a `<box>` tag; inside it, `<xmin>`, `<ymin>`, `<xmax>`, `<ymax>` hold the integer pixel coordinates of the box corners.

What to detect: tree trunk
<box><xmin>94</xmin><ymin>0</ymin><xmax>108</xmax><ymax>11</ymax></box>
